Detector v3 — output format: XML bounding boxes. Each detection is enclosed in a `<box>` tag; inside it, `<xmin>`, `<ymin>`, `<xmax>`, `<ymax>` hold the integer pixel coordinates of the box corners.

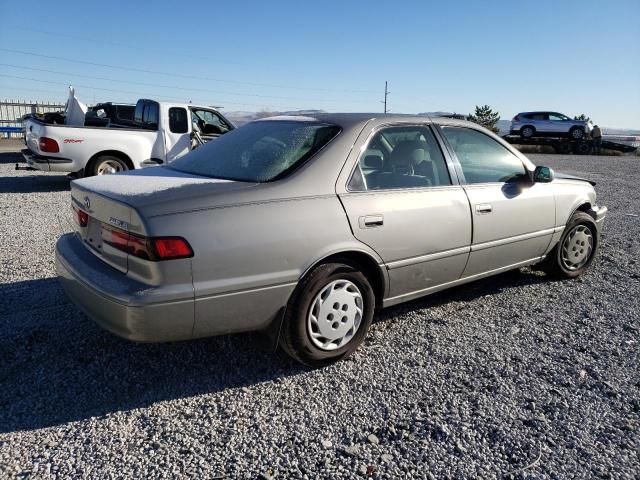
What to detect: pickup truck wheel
<box><xmin>92</xmin><ymin>155</ymin><xmax>129</xmax><ymax>176</ymax></box>
<box><xmin>280</xmin><ymin>262</ymin><xmax>375</xmax><ymax>367</ymax></box>
<box><xmin>541</xmin><ymin>211</ymin><xmax>598</xmax><ymax>279</ymax></box>
<box><xmin>520</xmin><ymin>126</ymin><xmax>535</xmax><ymax>139</ymax></box>
<box><xmin>569</xmin><ymin>127</ymin><xmax>585</xmax><ymax>140</ymax></box>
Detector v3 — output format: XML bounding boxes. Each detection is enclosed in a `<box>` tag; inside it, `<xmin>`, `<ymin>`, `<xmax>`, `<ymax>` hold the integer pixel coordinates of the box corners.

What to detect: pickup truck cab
<box><xmin>21</xmin><ymin>99</ymin><xmax>234</xmax><ymax>176</ymax></box>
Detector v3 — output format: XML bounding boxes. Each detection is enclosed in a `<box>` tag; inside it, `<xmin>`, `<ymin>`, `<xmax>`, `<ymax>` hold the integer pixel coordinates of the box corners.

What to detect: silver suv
<box><xmin>510</xmin><ymin>111</ymin><xmax>593</xmax><ymax>140</ymax></box>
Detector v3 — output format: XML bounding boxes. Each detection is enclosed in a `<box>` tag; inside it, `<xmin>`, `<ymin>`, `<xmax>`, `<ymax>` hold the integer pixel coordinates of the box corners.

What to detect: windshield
<box><xmin>169</xmin><ymin>120</ymin><xmax>340</xmax><ymax>182</ymax></box>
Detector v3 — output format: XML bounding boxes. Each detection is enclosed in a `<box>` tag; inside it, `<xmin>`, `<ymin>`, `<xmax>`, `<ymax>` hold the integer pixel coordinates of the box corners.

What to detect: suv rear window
<box><xmin>169</xmin><ymin>120</ymin><xmax>340</xmax><ymax>182</ymax></box>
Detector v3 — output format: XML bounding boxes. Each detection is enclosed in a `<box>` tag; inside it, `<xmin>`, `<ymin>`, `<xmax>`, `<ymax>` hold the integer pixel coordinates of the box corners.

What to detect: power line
<box><xmin>5</xmin><ymin>26</ymin><xmax>265</xmax><ymax>69</ymax></box>
<box><xmin>0</xmin><ymin>48</ymin><xmax>378</xmax><ymax>95</ymax></box>
<box><xmin>0</xmin><ymin>74</ymin><xmax>305</xmax><ymax>110</ymax></box>
<box><xmin>0</xmin><ymin>63</ymin><xmax>375</xmax><ymax>105</ymax></box>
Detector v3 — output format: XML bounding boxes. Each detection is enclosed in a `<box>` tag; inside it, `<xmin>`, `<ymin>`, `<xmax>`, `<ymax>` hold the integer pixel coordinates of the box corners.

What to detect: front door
<box><xmin>164</xmin><ymin>106</ymin><xmax>191</xmax><ymax>162</ymax></box>
<box><xmin>338</xmin><ymin>124</ymin><xmax>472</xmax><ymax>303</ymax></box>
<box><xmin>439</xmin><ymin>125</ymin><xmax>556</xmax><ymax>277</ymax></box>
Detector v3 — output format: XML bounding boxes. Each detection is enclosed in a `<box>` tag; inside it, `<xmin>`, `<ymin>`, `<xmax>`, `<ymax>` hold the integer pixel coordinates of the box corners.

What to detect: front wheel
<box><xmin>569</xmin><ymin>127</ymin><xmax>585</xmax><ymax>140</ymax></box>
<box><xmin>280</xmin><ymin>262</ymin><xmax>375</xmax><ymax>367</ymax></box>
<box><xmin>541</xmin><ymin>211</ymin><xmax>598</xmax><ymax>278</ymax></box>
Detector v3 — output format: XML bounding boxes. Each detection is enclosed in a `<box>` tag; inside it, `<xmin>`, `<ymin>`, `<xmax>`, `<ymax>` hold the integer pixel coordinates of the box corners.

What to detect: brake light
<box><xmin>72</xmin><ymin>205</ymin><xmax>89</xmax><ymax>227</ymax></box>
<box><xmin>100</xmin><ymin>224</ymin><xmax>193</xmax><ymax>261</ymax></box>
<box><xmin>512</xmin><ymin>115</ymin><xmax>520</xmax><ymax>122</ymax></box>
<box><xmin>39</xmin><ymin>137</ymin><xmax>59</xmax><ymax>153</ymax></box>
<box><xmin>153</xmin><ymin>238</ymin><xmax>193</xmax><ymax>260</ymax></box>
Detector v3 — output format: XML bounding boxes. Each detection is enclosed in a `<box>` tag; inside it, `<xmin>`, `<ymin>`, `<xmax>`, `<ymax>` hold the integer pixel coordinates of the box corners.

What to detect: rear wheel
<box><xmin>569</xmin><ymin>127</ymin><xmax>585</xmax><ymax>140</ymax></box>
<box><xmin>573</xmin><ymin>141</ymin><xmax>591</xmax><ymax>155</ymax></box>
<box><xmin>520</xmin><ymin>126</ymin><xmax>535</xmax><ymax>139</ymax></box>
<box><xmin>280</xmin><ymin>262</ymin><xmax>375</xmax><ymax>367</ymax></box>
<box><xmin>541</xmin><ymin>211</ymin><xmax>598</xmax><ymax>278</ymax></box>
<box><xmin>90</xmin><ymin>155</ymin><xmax>129</xmax><ymax>176</ymax></box>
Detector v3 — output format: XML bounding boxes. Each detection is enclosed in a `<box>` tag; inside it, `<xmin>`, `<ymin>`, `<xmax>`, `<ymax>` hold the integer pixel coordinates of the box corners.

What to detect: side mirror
<box><xmin>533</xmin><ymin>166</ymin><xmax>554</xmax><ymax>183</ymax></box>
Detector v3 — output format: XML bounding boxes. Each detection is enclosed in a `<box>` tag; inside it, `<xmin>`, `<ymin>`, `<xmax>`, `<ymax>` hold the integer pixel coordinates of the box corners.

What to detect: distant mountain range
<box><xmin>224</xmin><ymin>110</ymin><xmax>639</xmax><ymax>136</ymax></box>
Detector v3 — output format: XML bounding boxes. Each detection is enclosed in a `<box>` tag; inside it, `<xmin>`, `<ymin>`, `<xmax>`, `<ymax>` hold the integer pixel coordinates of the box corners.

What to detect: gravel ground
<box><xmin>1</xmin><ymin>139</ymin><xmax>638</xmax><ymax>479</ymax></box>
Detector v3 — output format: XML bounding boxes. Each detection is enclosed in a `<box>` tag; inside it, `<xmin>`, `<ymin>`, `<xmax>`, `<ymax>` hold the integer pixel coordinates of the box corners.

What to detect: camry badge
<box><xmin>109</xmin><ymin>217</ymin><xmax>129</xmax><ymax>230</ymax></box>
<box><xmin>84</xmin><ymin>196</ymin><xmax>91</xmax><ymax>210</ymax></box>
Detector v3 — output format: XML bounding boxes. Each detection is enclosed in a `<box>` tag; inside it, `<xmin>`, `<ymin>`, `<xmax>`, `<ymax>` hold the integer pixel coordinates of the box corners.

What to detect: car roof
<box><xmin>156</xmin><ymin>101</ymin><xmax>222</xmax><ymax>111</ymax></box>
<box><xmin>256</xmin><ymin>112</ymin><xmax>480</xmax><ymax>130</ymax></box>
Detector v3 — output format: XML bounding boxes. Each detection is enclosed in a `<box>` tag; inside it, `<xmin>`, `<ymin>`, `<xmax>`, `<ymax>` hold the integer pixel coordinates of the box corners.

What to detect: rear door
<box><xmin>438</xmin><ymin>125</ymin><xmax>555</xmax><ymax>277</ymax></box>
<box><xmin>338</xmin><ymin>123</ymin><xmax>472</xmax><ymax>303</ymax></box>
<box><xmin>532</xmin><ymin>112</ymin><xmax>549</xmax><ymax>132</ymax></box>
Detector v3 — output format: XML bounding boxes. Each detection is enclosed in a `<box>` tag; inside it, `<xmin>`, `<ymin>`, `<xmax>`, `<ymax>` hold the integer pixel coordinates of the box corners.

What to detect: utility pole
<box><xmin>382</xmin><ymin>81</ymin><xmax>390</xmax><ymax>113</ymax></box>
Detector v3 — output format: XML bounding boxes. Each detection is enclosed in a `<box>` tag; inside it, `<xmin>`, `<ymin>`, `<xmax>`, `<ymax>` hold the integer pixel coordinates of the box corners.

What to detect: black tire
<box><xmin>540</xmin><ymin>211</ymin><xmax>599</xmax><ymax>279</ymax></box>
<box><xmin>573</xmin><ymin>141</ymin><xmax>591</xmax><ymax>155</ymax></box>
<box><xmin>280</xmin><ymin>262</ymin><xmax>375</xmax><ymax>367</ymax></box>
<box><xmin>569</xmin><ymin>126</ymin><xmax>585</xmax><ymax>140</ymax></box>
<box><xmin>89</xmin><ymin>155</ymin><xmax>129</xmax><ymax>177</ymax></box>
<box><xmin>554</xmin><ymin>142</ymin><xmax>572</xmax><ymax>154</ymax></box>
<box><xmin>520</xmin><ymin>126</ymin><xmax>535</xmax><ymax>139</ymax></box>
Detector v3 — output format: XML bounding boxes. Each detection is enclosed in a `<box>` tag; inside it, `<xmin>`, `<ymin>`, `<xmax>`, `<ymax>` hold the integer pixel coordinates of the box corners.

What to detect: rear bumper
<box><xmin>55</xmin><ymin>233</ymin><xmax>195</xmax><ymax>342</ymax></box>
<box><xmin>21</xmin><ymin>148</ymin><xmax>73</xmax><ymax>172</ymax></box>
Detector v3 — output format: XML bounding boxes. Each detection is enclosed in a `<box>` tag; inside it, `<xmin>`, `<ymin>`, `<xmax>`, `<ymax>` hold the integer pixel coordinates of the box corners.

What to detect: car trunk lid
<box><xmin>70</xmin><ymin>182</ymin><xmax>146</xmax><ymax>274</ymax></box>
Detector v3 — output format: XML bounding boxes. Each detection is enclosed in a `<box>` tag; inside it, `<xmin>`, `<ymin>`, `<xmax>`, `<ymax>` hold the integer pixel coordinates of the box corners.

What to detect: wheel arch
<box><xmin>86</xmin><ymin>150</ymin><xmax>135</xmax><ymax>174</ymax></box>
<box><xmin>574</xmin><ymin>202</ymin><xmax>597</xmax><ymax>221</ymax></box>
<box><xmin>299</xmin><ymin>250</ymin><xmax>388</xmax><ymax>308</ymax></box>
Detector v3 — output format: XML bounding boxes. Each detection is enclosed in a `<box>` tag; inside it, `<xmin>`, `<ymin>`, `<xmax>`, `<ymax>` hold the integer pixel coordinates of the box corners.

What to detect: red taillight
<box><xmin>39</xmin><ymin>137</ymin><xmax>59</xmax><ymax>153</ymax></box>
<box><xmin>73</xmin><ymin>205</ymin><xmax>89</xmax><ymax>227</ymax></box>
<box><xmin>153</xmin><ymin>238</ymin><xmax>193</xmax><ymax>260</ymax></box>
<box><xmin>100</xmin><ymin>224</ymin><xmax>193</xmax><ymax>261</ymax></box>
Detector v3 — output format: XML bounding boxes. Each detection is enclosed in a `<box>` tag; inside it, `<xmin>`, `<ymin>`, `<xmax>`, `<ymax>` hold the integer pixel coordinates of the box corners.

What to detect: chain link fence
<box><xmin>0</xmin><ymin>100</ymin><xmax>65</xmax><ymax>138</ymax></box>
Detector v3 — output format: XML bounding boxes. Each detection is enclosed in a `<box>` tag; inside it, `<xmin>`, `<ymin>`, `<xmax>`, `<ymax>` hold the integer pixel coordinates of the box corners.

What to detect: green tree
<box><xmin>466</xmin><ymin>105</ymin><xmax>500</xmax><ymax>134</ymax></box>
<box><xmin>574</xmin><ymin>113</ymin><xmax>591</xmax><ymax>122</ymax></box>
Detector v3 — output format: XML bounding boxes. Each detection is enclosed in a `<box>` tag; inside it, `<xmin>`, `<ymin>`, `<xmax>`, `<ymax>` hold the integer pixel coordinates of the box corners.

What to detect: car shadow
<box><xmin>0</xmin><ymin>174</ymin><xmax>70</xmax><ymax>193</ymax></box>
<box><xmin>0</xmin><ymin>152</ymin><xmax>71</xmax><ymax>193</ymax></box>
<box><xmin>0</xmin><ymin>268</ymin><xmax>554</xmax><ymax>433</ymax></box>
<box><xmin>375</xmin><ymin>267</ymin><xmax>553</xmax><ymax>322</ymax></box>
<box><xmin>0</xmin><ymin>151</ymin><xmax>23</xmax><ymax>165</ymax></box>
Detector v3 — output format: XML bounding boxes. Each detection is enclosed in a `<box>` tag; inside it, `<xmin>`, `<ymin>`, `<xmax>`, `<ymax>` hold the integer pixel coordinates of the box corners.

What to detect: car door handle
<box><xmin>359</xmin><ymin>214</ymin><xmax>384</xmax><ymax>228</ymax></box>
<box><xmin>475</xmin><ymin>204</ymin><xmax>493</xmax><ymax>214</ymax></box>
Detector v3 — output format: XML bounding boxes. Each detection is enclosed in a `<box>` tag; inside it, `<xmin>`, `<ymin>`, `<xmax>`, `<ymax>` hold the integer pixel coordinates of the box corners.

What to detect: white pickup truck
<box><xmin>20</xmin><ymin>99</ymin><xmax>234</xmax><ymax>176</ymax></box>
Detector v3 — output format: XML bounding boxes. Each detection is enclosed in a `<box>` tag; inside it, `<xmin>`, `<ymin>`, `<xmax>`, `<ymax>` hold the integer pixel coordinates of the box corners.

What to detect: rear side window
<box><xmin>349</xmin><ymin>125</ymin><xmax>451</xmax><ymax>191</ymax></box>
<box><xmin>169</xmin><ymin>107</ymin><xmax>188</xmax><ymax>133</ymax></box>
<box><xmin>441</xmin><ymin>127</ymin><xmax>526</xmax><ymax>184</ymax></box>
<box><xmin>134</xmin><ymin>100</ymin><xmax>159</xmax><ymax>128</ymax></box>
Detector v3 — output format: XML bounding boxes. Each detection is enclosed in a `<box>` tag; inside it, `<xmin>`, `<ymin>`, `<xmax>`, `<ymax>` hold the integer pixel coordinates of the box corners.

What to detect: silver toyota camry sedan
<box><xmin>56</xmin><ymin>114</ymin><xmax>607</xmax><ymax>366</ymax></box>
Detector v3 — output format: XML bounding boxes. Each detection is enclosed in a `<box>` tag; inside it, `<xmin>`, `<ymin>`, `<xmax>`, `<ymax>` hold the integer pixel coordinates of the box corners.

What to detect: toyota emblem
<box><xmin>84</xmin><ymin>196</ymin><xmax>91</xmax><ymax>210</ymax></box>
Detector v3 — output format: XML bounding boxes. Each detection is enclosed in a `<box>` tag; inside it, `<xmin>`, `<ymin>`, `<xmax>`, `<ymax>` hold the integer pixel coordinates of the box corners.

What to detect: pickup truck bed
<box><xmin>19</xmin><ymin>99</ymin><xmax>234</xmax><ymax>176</ymax></box>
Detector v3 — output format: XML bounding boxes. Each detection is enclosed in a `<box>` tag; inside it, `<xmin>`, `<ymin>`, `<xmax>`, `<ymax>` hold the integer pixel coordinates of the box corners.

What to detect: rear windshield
<box><xmin>169</xmin><ymin>120</ymin><xmax>341</xmax><ymax>182</ymax></box>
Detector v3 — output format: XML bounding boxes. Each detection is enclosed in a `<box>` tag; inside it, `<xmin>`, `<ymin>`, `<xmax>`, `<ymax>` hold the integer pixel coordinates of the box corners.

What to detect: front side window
<box><xmin>169</xmin><ymin>120</ymin><xmax>340</xmax><ymax>182</ymax></box>
<box><xmin>349</xmin><ymin>125</ymin><xmax>451</xmax><ymax>191</ymax></box>
<box><xmin>440</xmin><ymin>126</ymin><xmax>526</xmax><ymax>184</ymax></box>
<box><xmin>191</xmin><ymin>109</ymin><xmax>231</xmax><ymax>135</ymax></box>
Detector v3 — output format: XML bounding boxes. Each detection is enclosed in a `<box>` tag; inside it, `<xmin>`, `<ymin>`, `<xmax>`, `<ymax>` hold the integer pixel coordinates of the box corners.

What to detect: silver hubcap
<box><xmin>96</xmin><ymin>160</ymin><xmax>125</xmax><ymax>175</ymax></box>
<box><xmin>572</xmin><ymin>129</ymin><xmax>582</xmax><ymax>139</ymax></box>
<box><xmin>307</xmin><ymin>279</ymin><xmax>363</xmax><ymax>351</ymax></box>
<box><xmin>561</xmin><ymin>224</ymin><xmax>593</xmax><ymax>270</ymax></box>
<box><xmin>523</xmin><ymin>128</ymin><xmax>533</xmax><ymax>137</ymax></box>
